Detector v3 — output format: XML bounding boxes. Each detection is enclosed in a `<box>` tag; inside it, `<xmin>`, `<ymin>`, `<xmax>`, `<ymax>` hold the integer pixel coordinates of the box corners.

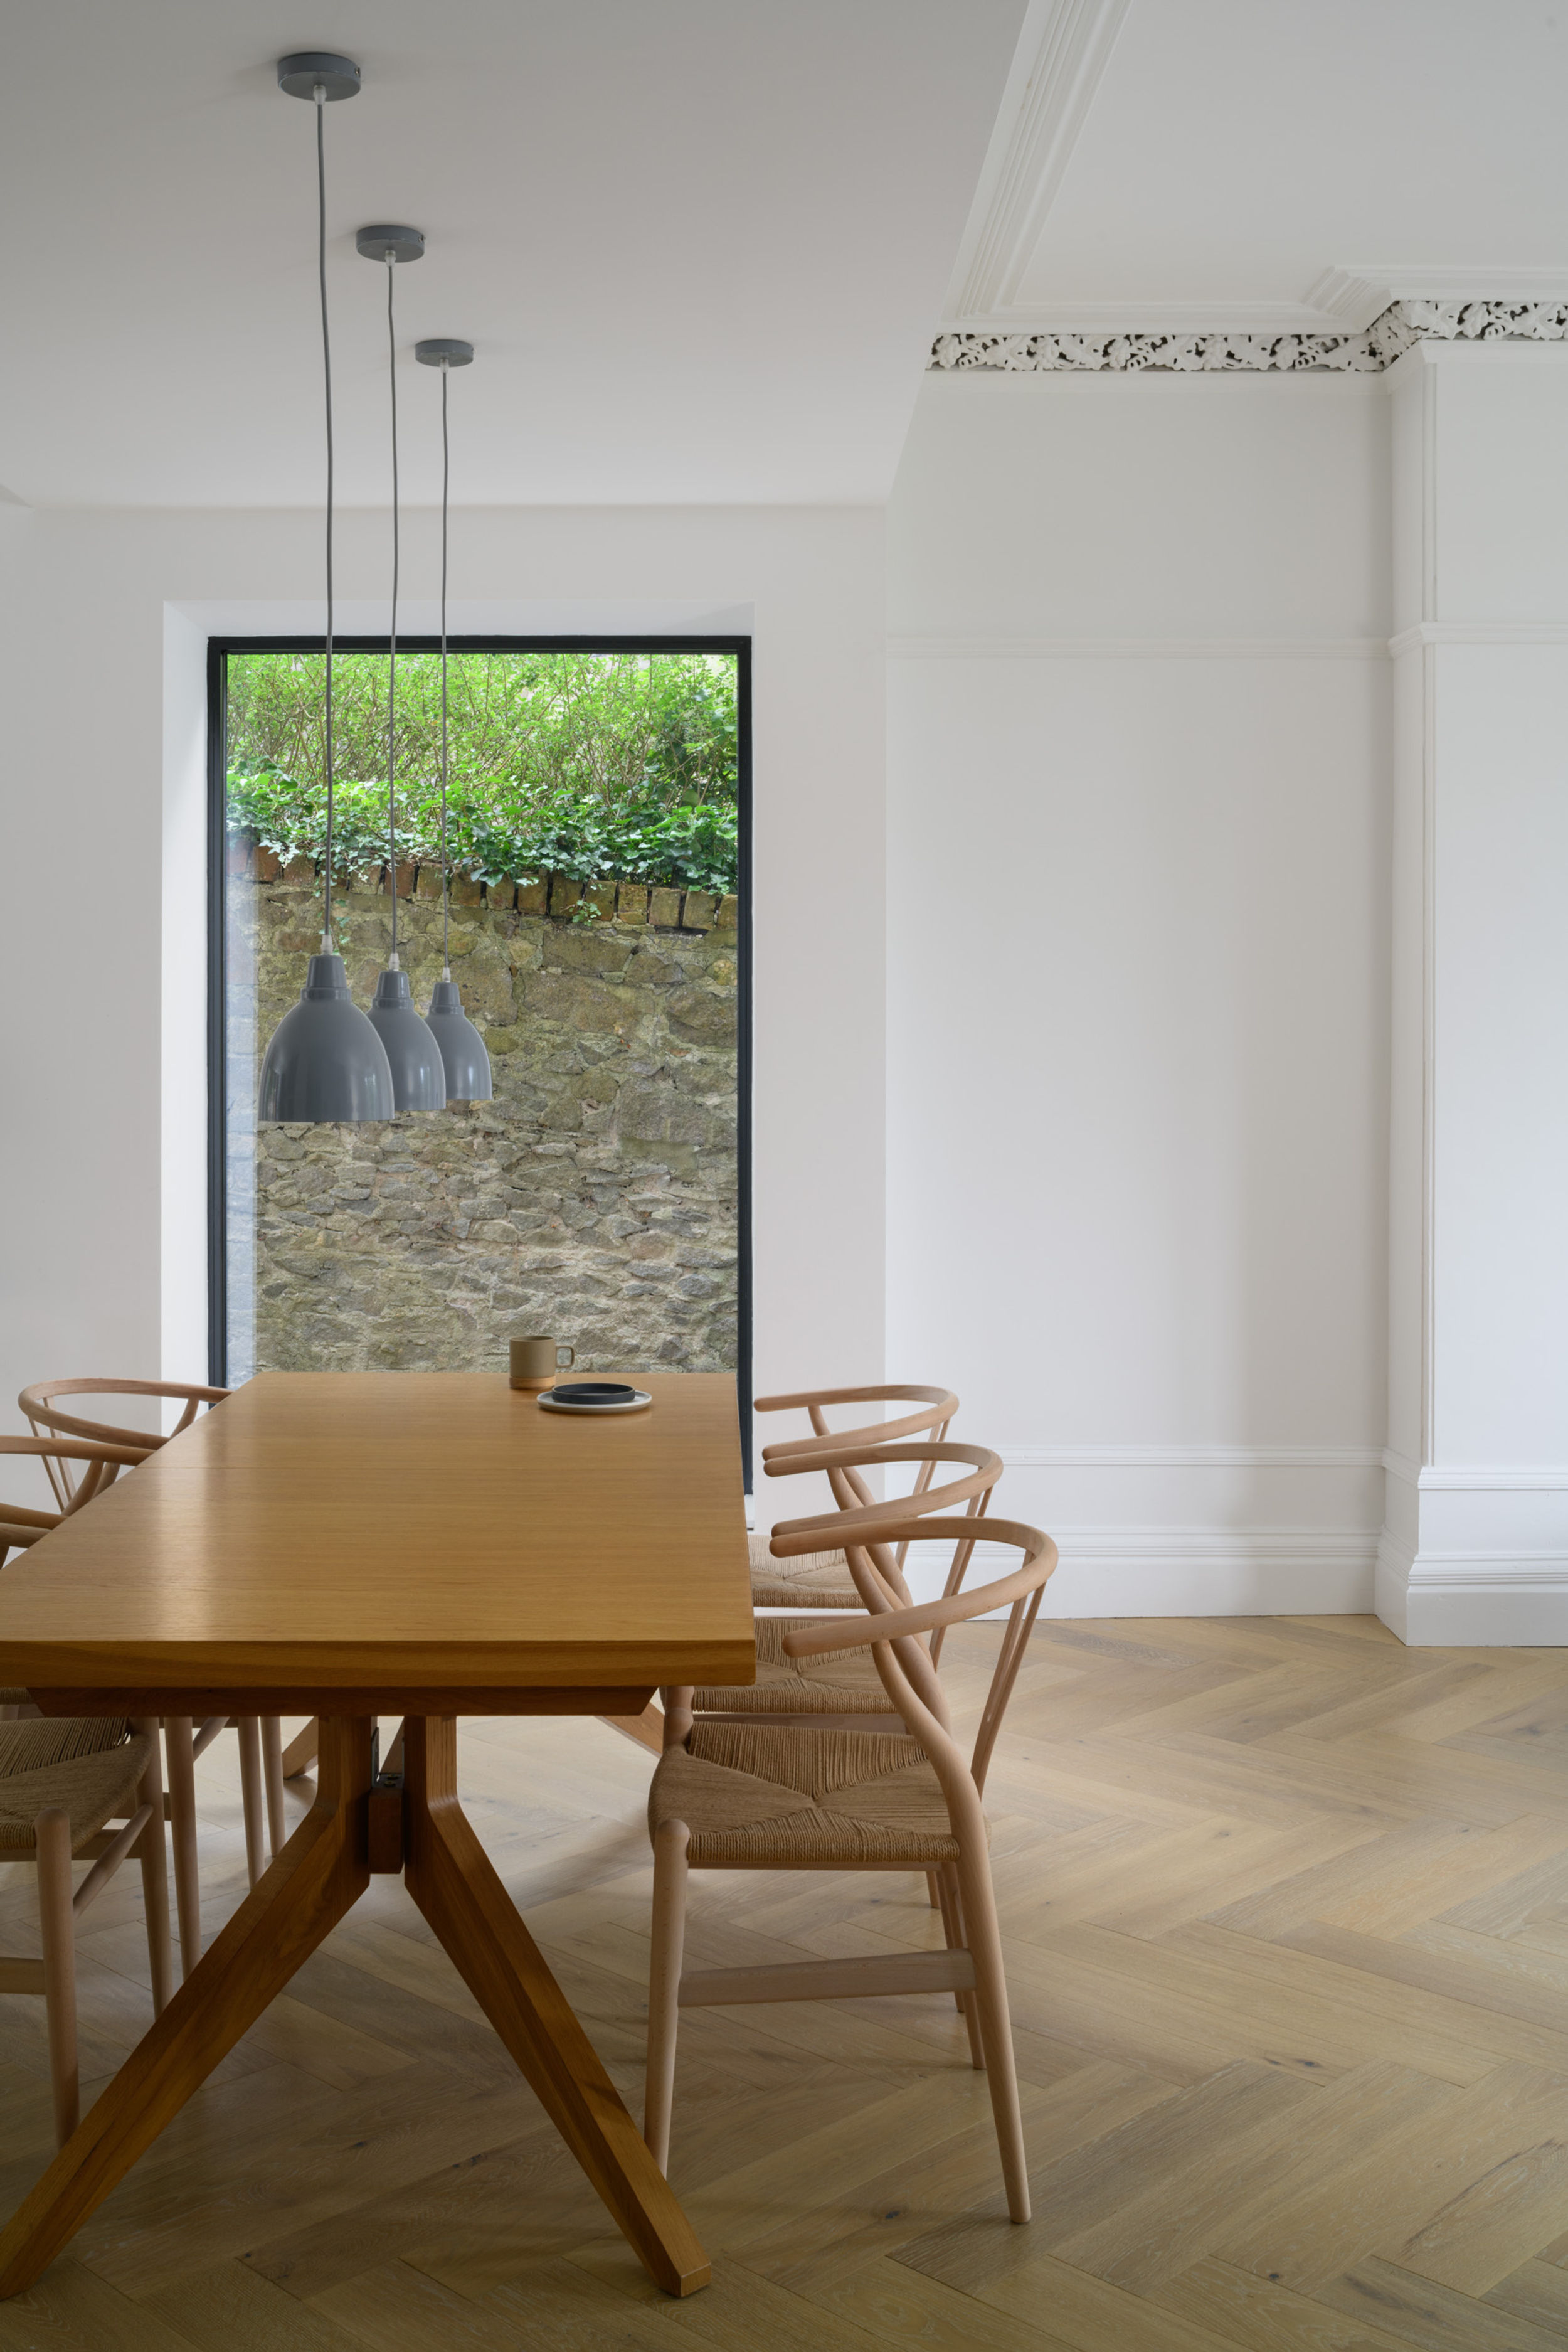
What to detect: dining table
<box><xmin>0</xmin><ymin>1368</ymin><xmax>754</xmax><ymax>2299</ymax></box>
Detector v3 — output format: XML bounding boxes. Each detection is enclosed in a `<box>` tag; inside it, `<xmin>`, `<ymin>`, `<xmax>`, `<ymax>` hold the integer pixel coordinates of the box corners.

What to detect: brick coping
<box><xmin>226</xmin><ymin>844</ymin><xmax>737</xmax><ymax>934</ymax></box>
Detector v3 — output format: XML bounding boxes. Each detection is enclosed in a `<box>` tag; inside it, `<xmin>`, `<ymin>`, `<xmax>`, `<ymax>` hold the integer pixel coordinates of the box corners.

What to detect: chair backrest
<box><xmin>756</xmin><ymin>1390</ymin><xmax>961</xmax><ymax>1584</ymax></box>
<box><xmin>768</xmin><ymin>1439</ymin><xmax>1001</xmax><ymax>1612</ymax></box>
<box><xmin>19</xmin><ymin>1380</ymin><xmax>229</xmax><ymax>1509</ymax></box>
<box><xmin>757</xmin><ymin>1385</ymin><xmax>958</xmax><ymax>1487</ymax></box>
<box><xmin>0</xmin><ymin>1435</ymin><xmax>152</xmax><ymax>1567</ymax></box>
<box><xmin>778</xmin><ymin>1516</ymin><xmax>1057</xmax><ymax>1829</ymax></box>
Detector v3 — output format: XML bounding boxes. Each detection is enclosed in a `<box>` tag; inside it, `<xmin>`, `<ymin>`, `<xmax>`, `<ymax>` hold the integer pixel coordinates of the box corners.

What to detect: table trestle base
<box><xmin>0</xmin><ymin>1714</ymin><xmax>710</xmax><ymax>2302</ymax></box>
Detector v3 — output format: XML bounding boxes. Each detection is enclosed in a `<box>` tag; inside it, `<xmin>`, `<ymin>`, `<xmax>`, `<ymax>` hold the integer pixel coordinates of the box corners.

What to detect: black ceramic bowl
<box><xmin>549</xmin><ymin>1382</ymin><xmax>640</xmax><ymax>1407</ymax></box>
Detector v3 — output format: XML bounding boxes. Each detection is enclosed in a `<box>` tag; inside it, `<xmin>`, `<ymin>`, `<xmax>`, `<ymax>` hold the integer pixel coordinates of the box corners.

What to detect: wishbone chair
<box><xmin>0</xmin><ymin>1435</ymin><xmax>187</xmax><ymax>2029</ymax></box>
<box><xmin>645</xmin><ymin>1514</ymin><xmax>1059</xmax><ymax>2222</ymax></box>
<box><xmin>0</xmin><ymin>1712</ymin><xmax>172</xmax><ymax>2147</ymax></box>
<box><xmin>0</xmin><ymin>1434</ymin><xmax>148</xmax><ymax>1582</ymax></box>
<box><xmin>662</xmin><ymin>1440</ymin><xmax>1002</xmax><ymax>1747</ymax></box>
<box><xmin>750</xmin><ymin>1385</ymin><xmax>958</xmax><ymax>1609</ymax></box>
<box><xmin>19</xmin><ymin>1379</ymin><xmax>284</xmax><ymax>1971</ymax></box>
<box><xmin>596</xmin><ymin>1385</ymin><xmax>965</xmax><ymax>1758</ymax></box>
<box><xmin>0</xmin><ymin>1434</ymin><xmax>157</xmax><ymax>1728</ymax></box>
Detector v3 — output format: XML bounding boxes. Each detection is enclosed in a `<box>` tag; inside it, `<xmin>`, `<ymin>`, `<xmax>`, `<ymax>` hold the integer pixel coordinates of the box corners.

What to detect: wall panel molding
<box><xmin>888</xmin><ymin>636</ymin><xmax>1387</xmax><ymax>661</ymax></box>
<box><xmin>894</xmin><ymin>629</ymin><xmax>1568</xmax><ymax>662</ymax></box>
<box><xmin>1388</xmin><ymin>622</ymin><xmax>1568</xmax><ymax>657</ymax></box>
<box><xmin>1001</xmin><ymin>1443</ymin><xmax>1382</xmax><ymax>1470</ymax></box>
<box><xmin>1383</xmin><ymin>1452</ymin><xmax>1568</xmax><ymax>1493</ymax></box>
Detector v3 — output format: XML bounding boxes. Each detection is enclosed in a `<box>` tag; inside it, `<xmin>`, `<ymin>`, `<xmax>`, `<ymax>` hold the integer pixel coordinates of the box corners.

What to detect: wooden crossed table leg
<box><xmin>0</xmin><ymin>1715</ymin><xmax>709</xmax><ymax>2300</ymax></box>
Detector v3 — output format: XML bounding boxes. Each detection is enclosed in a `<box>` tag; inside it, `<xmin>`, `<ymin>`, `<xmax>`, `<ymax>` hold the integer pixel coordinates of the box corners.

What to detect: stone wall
<box><xmin>225</xmin><ymin>855</ymin><xmax>739</xmax><ymax>1380</ymax></box>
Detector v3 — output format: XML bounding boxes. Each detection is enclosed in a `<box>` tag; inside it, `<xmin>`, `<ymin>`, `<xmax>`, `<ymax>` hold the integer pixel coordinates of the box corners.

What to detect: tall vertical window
<box><xmin>213</xmin><ymin>639</ymin><xmax>747</xmax><ymax>1405</ymax></box>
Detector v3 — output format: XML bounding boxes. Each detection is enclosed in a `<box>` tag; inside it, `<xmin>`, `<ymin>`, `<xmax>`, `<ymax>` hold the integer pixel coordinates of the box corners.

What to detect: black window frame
<box><xmin>206</xmin><ymin>632</ymin><xmax>753</xmax><ymax>1477</ymax></box>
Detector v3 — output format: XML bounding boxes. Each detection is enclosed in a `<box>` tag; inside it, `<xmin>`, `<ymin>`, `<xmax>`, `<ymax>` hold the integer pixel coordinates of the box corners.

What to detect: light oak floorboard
<box><xmin>1</xmin><ymin>1622</ymin><xmax>1568</xmax><ymax>2346</ymax></box>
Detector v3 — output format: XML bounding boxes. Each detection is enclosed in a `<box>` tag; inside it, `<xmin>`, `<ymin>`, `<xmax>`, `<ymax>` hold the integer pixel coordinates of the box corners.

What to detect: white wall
<box><xmin>0</xmin><ymin>503</ymin><xmax>886</xmax><ymax>1491</ymax></box>
<box><xmin>885</xmin><ymin>372</ymin><xmax>1392</xmax><ymax>1613</ymax></box>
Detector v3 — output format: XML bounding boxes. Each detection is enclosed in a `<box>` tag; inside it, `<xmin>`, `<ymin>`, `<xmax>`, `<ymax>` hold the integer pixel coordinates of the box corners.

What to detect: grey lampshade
<box><xmin>258</xmin><ymin>955</ymin><xmax>395</xmax><ymax>1122</ymax></box>
<box><xmin>368</xmin><ymin>968</ymin><xmax>447</xmax><ymax>1111</ymax></box>
<box><xmin>425</xmin><ymin>977</ymin><xmax>492</xmax><ymax>1102</ymax></box>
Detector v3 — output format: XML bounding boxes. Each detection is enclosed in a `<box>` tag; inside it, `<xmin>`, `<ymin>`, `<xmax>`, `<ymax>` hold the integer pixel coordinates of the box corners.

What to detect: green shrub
<box><xmin>226</xmin><ymin>648</ymin><xmax>739</xmax><ymax>900</ymax></box>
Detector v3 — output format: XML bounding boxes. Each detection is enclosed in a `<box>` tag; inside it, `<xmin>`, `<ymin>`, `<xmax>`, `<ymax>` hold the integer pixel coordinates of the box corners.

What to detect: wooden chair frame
<box><xmin>18</xmin><ymin>1381</ymin><xmax>230</xmax><ymax>1511</ymax></box>
<box><xmin>663</xmin><ymin>1439</ymin><xmax>1004</xmax><ymax>1748</ymax></box>
<box><xmin>769</xmin><ymin>1438</ymin><xmax>1000</xmax><ymax>1609</ymax></box>
<box><xmin>0</xmin><ymin>1435</ymin><xmax>148</xmax><ymax>1569</ymax></box>
<box><xmin>0</xmin><ymin>1720</ymin><xmax>173</xmax><ymax>2147</ymax></box>
<box><xmin>756</xmin><ymin>1383</ymin><xmax>958</xmax><ymax>1466</ymax></box>
<box><xmin>756</xmin><ymin>1385</ymin><xmax>958</xmax><ymax>1590</ymax></box>
<box><xmin>645</xmin><ymin>1513</ymin><xmax>1058</xmax><ymax>2225</ymax></box>
<box><xmin>14</xmin><ymin>1385</ymin><xmax>283</xmax><ymax>1971</ymax></box>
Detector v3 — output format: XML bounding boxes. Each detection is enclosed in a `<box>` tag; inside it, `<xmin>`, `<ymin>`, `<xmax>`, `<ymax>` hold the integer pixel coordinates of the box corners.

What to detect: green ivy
<box><xmin>226</xmin><ymin>649</ymin><xmax>739</xmax><ymax>902</ymax></box>
<box><xmin>228</xmin><ymin>766</ymin><xmax>738</xmax><ymax>897</ymax></box>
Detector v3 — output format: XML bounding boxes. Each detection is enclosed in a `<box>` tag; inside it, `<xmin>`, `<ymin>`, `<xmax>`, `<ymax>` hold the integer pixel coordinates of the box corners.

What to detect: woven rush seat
<box><xmin>691</xmin><ymin>1614</ymin><xmax>896</xmax><ymax>1716</ymax></box>
<box><xmin>649</xmin><ymin>1720</ymin><xmax>975</xmax><ymax>1868</ymax></box>
<box><xmin>748</xmin><ymin>1527</ymin><xmax>860</xmax><ymax>1610</ymax></box>
<box><xmin>0</xmin><ymin>1717</ymin><xmax>145</xmax><ymax>1853</ymax></box>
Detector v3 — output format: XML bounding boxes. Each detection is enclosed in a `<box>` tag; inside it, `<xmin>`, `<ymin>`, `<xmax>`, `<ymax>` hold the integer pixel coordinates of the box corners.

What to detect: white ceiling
<box><xmin>0</xmin><ymin>1</ymin><xmax>1024</xmax><ymax>508</ymax></box>
<box><xmin>948</xmin><ymin>0</ymin><xmax>1568</xmax><ymax>332</ymax></box>
<box><xmin>12</xmin><ymin>4</ymin><xmax>1567</xmax><ymax>511</ymax></box>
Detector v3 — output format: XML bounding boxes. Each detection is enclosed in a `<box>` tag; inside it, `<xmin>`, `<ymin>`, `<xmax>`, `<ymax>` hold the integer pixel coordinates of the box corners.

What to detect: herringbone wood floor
<box><xmin>3</xmin><ymin>1617</ymin><xmax>1568</xmax><ymax>2348</ymax></box>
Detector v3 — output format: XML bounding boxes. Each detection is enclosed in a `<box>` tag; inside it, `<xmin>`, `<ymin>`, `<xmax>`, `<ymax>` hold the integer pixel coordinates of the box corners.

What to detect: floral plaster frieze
<box><xmin>929</xmin><ymin>300</ymin><xmax>1568</xmax><ymax>373</ymax></box>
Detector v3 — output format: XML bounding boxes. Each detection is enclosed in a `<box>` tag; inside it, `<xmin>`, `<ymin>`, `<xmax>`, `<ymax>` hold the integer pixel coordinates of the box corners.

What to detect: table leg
<box><xmin>402</xmin><ymin>1717</ymin><xmax>710</xmax><ymax>2298</ymax></box>
<box><xmin>0</xmin><ymin>1718</ymin><xmax>373</xmax><ymax>2298</ymax></box>
<box><xmin>598</xmin><ymin>1701</ymin><xmax>664</xmax><ymax>1755</ymax></box>
<box><xmin>280</xmin><ymin>1717</ymin><xmax>319</xmax><ymax>1779</ymax></box>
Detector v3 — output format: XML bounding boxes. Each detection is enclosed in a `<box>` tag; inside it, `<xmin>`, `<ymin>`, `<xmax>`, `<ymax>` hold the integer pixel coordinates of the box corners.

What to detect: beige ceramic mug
<box><xmin>509</xmin><ymin>1335</ymin><xmax>575</xmax><ymax>1391</ymax></box>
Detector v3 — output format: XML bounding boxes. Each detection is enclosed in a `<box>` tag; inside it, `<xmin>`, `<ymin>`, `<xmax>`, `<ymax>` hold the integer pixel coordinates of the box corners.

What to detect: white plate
<box><xmin>538</xmin><ymin>1388</ymin><xmax>653</xmax><ymax>1415</ymax></box>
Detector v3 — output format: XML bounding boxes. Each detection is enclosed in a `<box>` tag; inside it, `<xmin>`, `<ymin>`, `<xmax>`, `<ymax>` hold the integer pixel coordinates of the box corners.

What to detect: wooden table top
<box><xmin>0</xmin><ymin>1371</ymin><xmax>754</xmax><ymax>1706</ymax></box>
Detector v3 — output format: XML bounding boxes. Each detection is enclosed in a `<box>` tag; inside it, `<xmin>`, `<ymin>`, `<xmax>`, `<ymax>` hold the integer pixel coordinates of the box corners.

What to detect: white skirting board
<box><xmin>1379</xmin><ymin>1462</ymin><xmax>1568</xmax><ymax>1644</ymax></box>
<box><xmin>750</xmin><ymin>1454</ymin><xmax>1568</xmax><ymax>1637</ymax></box>
<box><xmin>1377</xmin><ymin>1533</ymin><xmax>1568</xmax><ymax>1646</ymax></box>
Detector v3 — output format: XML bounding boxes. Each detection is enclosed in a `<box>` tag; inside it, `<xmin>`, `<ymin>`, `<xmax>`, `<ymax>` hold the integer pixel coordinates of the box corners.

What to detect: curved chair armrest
<box><xmin>768</xmin><ymin>1445</ymin><xmax>1001</xmax><ymax>1549</ymax></box>
<box><xmin>758</xmin><ymin>1386</ymin><xmax>957</xmax><ymax>1464</ymax></box>
<box><xmin>766</xmin><ymin>1437</ymin><xmax>988</xmax><ymax>1483</ymax></box>
<box><xmin>755</xmin><ymin>1384</ymin><xmax>955</xmax><ymax>1415</ymax></box>
<box><xmin>19</xmin><ymin>1380</ymin><xmax>229</xmax><ymax>1450</ymax></box>
<box><xmin>0</xmin><ymin>1437</ymin><xmax>151</xmax><ymax>1467</ymax></box>
<box><xmin>779</xmin><ymin>1521</ymin><xmax>1057</xmax><ymax>1656</ymax></box>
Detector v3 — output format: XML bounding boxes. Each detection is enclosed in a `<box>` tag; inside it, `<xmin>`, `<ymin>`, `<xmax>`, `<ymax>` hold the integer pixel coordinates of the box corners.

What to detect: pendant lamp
<box><xmin>416</xmin><ymin>338</ymin><xmax>493</xmax><ymax>1104</ymax></box>
<box><xmin>258</xmin><ymin>56</ymin><xmax>395</xmax><ymax>1124</ymax></box>
<box><xmin>359</xmin><ymin>228</ymin><xmax>447</xmax><ymax>1111</ymax></box>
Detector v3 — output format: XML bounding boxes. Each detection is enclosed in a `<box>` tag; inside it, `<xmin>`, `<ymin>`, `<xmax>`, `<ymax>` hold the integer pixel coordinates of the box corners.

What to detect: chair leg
<box><xmin>644</xmin><ymin>1819</ymin><xmax>689</xmax><ymax>2174</ymax></box>
<box><xmin>958</xmin><ymin>1848</ymin><xmax>1030</xmax><ymax>2223</ymax></box>
<box><xmin>660</xmin><ymin>1688</ymin><xmax>694</xmax><ymax>1752</ymax></box>
<box><xmin>236</xmin><ymin>1718</ymin><xmax>265</xmax><ymax>1889</ymax></box>
<box><xmin>130</xmin><ymin>1718</ymin><xmax>173</xmax><ymax>2018</ymax></box>
<box><xmin>34</xmin><ymin>1807</ymin><xmax>78</xmax><ymax>2149</ymax></box>
<box><xmin>261</xmin><ymin>1718</ymin><xmax>286</xmax><ymax>1861</ymax></box>
<box><xmin>164</xmin><ymin>1717</ymin><xmax>201</xmax><ymax>1980</ymax></box>
<box><xmin>937</xmin><ymin>1862</ymin><xmax>985</xmax><ymax>2069</ymax></box>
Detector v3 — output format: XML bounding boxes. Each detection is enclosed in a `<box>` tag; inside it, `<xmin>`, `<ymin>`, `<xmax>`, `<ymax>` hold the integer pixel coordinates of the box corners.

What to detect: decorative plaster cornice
<box><xmin>929</xmin><ymin>298</ymin><xmax>1568</xmax><ymax>373</ymax></box>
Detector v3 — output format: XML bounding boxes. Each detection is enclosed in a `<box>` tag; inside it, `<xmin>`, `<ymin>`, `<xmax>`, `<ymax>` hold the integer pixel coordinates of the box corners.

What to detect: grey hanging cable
<box><xmin>260</xmin><ymin>53</ymin><xmax>396</xmax><ymax>1126</ymax></box>
<box><xmin>440</xmin><ymin>362</ymin><xmax>451</xmax><ymax>977</ymax></box>
<box><xmin>385</xmin><ymin>252</ymin><xmax>400</xmax><ymax>967</ymax></box>
<box><xmin>316</xmin><ymin>85</ymin><xmax>336</xmax><ymax>952</ymax></box>
<box><xmin>413</xmin><ymin>333</ymin><xmax>489</xmax><ymax>1107</ymax></box>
